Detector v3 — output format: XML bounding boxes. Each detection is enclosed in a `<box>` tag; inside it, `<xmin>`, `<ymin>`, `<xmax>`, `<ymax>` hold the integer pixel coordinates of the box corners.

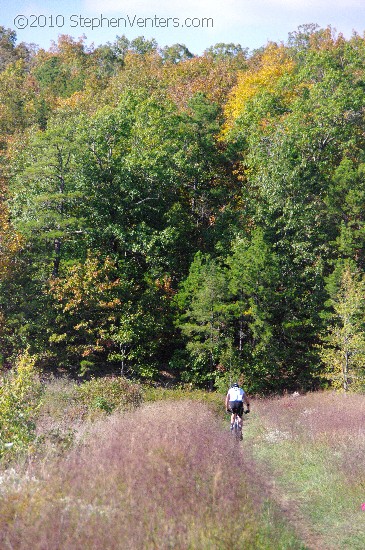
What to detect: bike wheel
<box><xmin>235</xmin><ymin>418</ymin><xmax>243</xmax><ymax>441</ymax></box>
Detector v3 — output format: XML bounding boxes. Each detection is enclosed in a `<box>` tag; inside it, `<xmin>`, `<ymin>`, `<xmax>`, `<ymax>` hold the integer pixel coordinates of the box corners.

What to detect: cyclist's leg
<box><xmin>230</xmin><ymin>411</ymin><xmax>236</xmax><ymax>430</ymax></box>
<box><xmin>238</xmin><ymin>402</ymin><xmax>243</xmax><ymax>429</ymax></box>
<box><xmin>237</xmin><ymin>403</ymin><xmax>244</xmax><ymax>439</ymax></box>
<box><xmin>229</xmin><ymin>401</ymin><xmax>235</xmax><ymax>430</ymax></box>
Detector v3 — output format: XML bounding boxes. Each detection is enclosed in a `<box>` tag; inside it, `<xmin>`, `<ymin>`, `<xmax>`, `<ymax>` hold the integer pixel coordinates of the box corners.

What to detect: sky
<box><xmin>1</xmin><ymin>0</ymin><xmax>365</xmax><ymax>54</ymax></box>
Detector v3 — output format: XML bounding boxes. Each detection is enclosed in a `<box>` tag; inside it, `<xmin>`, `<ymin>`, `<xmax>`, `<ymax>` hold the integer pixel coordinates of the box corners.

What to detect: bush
<box><xmin>77</xmin><ymin>376</ymin><xmax>143</xmax><ymax>415</ymax></box>
<box><xmin>0</xmin><ymin>351</ymin><xmax>43</xmax><ymax>460</ymax></box>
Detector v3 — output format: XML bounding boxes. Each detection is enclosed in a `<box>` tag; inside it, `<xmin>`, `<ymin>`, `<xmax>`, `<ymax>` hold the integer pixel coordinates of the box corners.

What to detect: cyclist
<box><xmin>225</xmin><ymin>382</ymin><xmax>250</xmax><ymax>436</ymax></box>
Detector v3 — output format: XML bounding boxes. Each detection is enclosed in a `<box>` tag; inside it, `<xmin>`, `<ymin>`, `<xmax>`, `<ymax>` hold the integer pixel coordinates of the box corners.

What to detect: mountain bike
<box><xmin>227</xmin><ymin>407</ymin><xmax>249</xmax><ymax>441</ymax></box>
<box><xmin>232</xmin><ymin>413</ymin><xmax>243</xmax><ymax>441</ymax></box>
<box><xmin>227</xmin><ymin>409</ymin><xmax>243</xmax><ymax>441</ymax></box>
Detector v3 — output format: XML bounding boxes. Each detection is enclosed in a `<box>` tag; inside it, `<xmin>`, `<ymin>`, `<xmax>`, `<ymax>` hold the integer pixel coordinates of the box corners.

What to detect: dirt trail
<box><xmin>263</xmin><ymin>477</ymin><xmax>334</xmax><ymax>550</ymax></box>
<box><xmin>241</xmin><ymin>421</ymin><xmax>333</xmax><ymax>550</ymax></box>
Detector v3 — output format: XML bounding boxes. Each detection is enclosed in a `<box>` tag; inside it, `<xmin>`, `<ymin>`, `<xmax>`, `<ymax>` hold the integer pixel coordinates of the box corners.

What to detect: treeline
<box><xmin>1</xmin><ymin>23</ymin><xmax>365</xmax><ymax>392</ymax></box>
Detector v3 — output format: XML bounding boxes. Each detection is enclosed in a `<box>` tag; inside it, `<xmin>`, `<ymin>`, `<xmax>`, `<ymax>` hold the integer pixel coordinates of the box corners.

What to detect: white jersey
<box><xmin>227</xmin><ymin>387</ymin><xmax>245</xmax><ymax>402</ymax></box>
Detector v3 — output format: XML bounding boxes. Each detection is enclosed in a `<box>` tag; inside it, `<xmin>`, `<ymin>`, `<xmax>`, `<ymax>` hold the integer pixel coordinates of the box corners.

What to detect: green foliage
<box><xmin>320</xmin><ymin>263</ymin><xmax>365</xmax><ymax>390</ymax></box>
<box><xmin>161</xmin><ymin>43</ymin><xmax>194</xmax><ymax>63</ymax></box>
<box><xmin>10</xmin><ymin>114</ymin><xmax>86</xmax><ymax>278</ymax></box>
<box><xmin>176</xmin><ymin>252</ymin><xmax>230</xmax><ymax>383</ymax></box>
<box><xmin>326</xmin><ymin>159</ymin><xmax>365</xmax><ymax>268</ymax></box>
<box><xmin>4</xmin><ymin>26</ymin><xmax>365</xmax><ymax>392</ymax></box>
<box><xmin>204</xmin><ymin>42</ymin><xmax>248</xmax><ymax>59</ymax></box>
<box><xmin>227</xmin><ymin>229</ymin><xmax>280</xmax><ymax>362</ymax></box>
<box><xmin>0</xmin><ymin>26</ymin><xmax>30</xmax><ymax>72</ymax></box>
<box><xmin>130</xmin><ymin>36</ymin><xmax>158</xmax><ymax>55</ymax></box>
<box><xmin>0</xmin><ymin>351</ymin><xmax>43</xmax><ymax>459</ymax></box>
<box><xmin>33</xmin><ymin>36</ymin><xmax>89</xmax><ymax>98</ymax></box>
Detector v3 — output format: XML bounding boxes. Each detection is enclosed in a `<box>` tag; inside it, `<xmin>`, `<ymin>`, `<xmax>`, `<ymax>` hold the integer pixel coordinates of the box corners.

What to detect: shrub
<box><xmin>77</xmin><ymin>376</ymin><xmax>143</xmax><ymax>415</ymax></box>
<box><xmin>0</xmin><ymin>351</ymin><xmax>43</xmax><ymax>460</ymax></box>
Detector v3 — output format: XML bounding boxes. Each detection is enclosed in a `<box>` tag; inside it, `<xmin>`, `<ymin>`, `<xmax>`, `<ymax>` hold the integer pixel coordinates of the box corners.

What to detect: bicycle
<box><xmin>232</xmin><ymin>414</ymin><xmax>242</xmax><ymax>441</ymax></box>
<box><xmin>227</xmin><ymin>406</ymin><xmax>249</xmax><ymax>441</ymax></box>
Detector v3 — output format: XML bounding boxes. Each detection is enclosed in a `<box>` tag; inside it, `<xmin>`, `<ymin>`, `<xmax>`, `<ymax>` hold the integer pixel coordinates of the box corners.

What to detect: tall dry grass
<box><xmin>0</xmin><ymin>401</ymin><xmax>259</xmax><ymax>549</ymax></box>
<box><xmin>253</xmin><ymin>391</ymin><xmax>365</xmax><ymax>477</ymax></box>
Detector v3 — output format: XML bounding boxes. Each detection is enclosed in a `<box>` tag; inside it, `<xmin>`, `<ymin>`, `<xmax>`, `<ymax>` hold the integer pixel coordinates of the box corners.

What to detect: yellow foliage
<box><xmin>0</xmin><ymin>201</ymin><xmax>23</xmax><ymax>280</ymax></box>
<box><xmin>223</xmin><ymin>44</ymin><xmax>295</xmax><ymax>135</ymax></box>
<box><xmin>55</xmin><ymin>89</ymin><xmax>97</xmax><ymax>114</ymax></box>
<box><xmin>0</xmin><ymin>350</ymin><xmax>42</xmax><ymax>455</ymax></box>
<box><xmin>49</xmin><ymin>254</ymin><xmax>121</xmax><ymax>313</ymax></box>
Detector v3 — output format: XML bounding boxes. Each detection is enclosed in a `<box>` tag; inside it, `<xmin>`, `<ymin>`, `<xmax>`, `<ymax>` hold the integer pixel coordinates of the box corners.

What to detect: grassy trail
<box><xmin>243</xmin><ymin>392</ymin><xmax>365</xmax><ymax>550</ymax></box>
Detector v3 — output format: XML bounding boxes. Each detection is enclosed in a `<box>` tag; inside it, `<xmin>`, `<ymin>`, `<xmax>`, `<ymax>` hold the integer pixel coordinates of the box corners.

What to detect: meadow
<box><xmin>1</xmin><ymin>364</ymin><xmax>364</xmax><ymax>548</ymax></box>
<box><xmin>0</xmin><ymin>373</ymin><xmax>303</xmax><ymax>549</ymax></box>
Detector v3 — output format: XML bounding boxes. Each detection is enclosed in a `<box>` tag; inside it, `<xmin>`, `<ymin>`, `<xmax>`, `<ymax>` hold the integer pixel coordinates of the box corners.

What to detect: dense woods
<box><xmin>2</xmin><ymin>23</ymin><xmax>365</xmax><ymax>393</ymax></box>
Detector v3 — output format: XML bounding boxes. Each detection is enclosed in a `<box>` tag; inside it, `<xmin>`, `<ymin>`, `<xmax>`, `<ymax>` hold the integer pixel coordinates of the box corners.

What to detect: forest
<box><xmin>1</xmin><ymin>22</ymin><xmax>365</xmax><ymax>393</ymax></box>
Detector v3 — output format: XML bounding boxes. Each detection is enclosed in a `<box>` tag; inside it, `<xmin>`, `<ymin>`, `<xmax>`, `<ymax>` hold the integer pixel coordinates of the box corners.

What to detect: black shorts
<box><xmin>229</xmin><ymin>401</ymin><xmax>243</xmax><ymax>417</ymax></box>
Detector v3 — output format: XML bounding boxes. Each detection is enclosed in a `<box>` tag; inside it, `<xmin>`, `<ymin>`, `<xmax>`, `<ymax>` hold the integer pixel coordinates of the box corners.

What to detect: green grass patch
<box><xmin>141</xmin><ymin>384</ymin><xmax>225</xmax><ymax>415</ymax></box>
<box><xmin>246</xmin><ymin>393</ymin><xmax>365</xmax><ymax>549</ymax></box>
<box><xmin>254</xmin><ymin>499</ymin><xmax>308</xmax><ymax>550</ymax></box>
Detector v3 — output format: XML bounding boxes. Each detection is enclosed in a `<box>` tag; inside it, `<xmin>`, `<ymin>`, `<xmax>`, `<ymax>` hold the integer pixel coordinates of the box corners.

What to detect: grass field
<box><xmin>0</xmin><ymin>376</ymin><xmax>305</xmax><ymax>549</ymax></box>
<box><xmin>2</xmin><ymin>371</ymin><xmax>364</xmax><ymax>548</ymax></box>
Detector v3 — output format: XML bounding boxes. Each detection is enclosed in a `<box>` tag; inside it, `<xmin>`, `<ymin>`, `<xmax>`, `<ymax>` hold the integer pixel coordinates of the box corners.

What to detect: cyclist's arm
<box><xmin>225</xmin><ymin>393</ymin><xmax>230</xmax><ymax>410</ymax></box>
<box><xmin>243</xmin><ymin>393</ymin><xmax>250</xmax><ymax>410</ymax></box>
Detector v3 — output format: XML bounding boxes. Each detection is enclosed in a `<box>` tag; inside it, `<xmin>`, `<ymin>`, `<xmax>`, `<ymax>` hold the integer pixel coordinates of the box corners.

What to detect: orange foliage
<box><xmin>49</xmin><ymin>254</ymin><xmax>122</xmax><ymax>314</ymax></box>
<box><xmin>164</xmin><ymin>56</ymin><xmax>242</xmax><ymax>110</ymax></box>
<box><xmin>105</xmin><ymin>53</ymin><xmax>243</xmax><ymax>114</ymax></box>
<box><xmin>155</xmin><ymin>275</ymin><xmax>175</xmax><ymax>298</ymax></box>
<box><xmin>48</xmin><ymin>254</ymin><xmax>128</xmax><ymax>359</ymax></box>
<box><xmin>0</xmin><ymin>176</ymin><xmax>23</xmax><ymax>280</ymax></box>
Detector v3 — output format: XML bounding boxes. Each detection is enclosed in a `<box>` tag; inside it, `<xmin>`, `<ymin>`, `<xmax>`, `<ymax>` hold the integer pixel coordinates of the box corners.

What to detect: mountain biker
<box><xmin>225</xmin><ymin>382</ymin><xmax>250</xmax><ymax>435</ymax></box>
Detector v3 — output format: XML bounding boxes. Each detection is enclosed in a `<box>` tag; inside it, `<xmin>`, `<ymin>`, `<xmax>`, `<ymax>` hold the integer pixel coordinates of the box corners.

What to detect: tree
<box><xmin>10</xmin><ymin>116</ymin><xmax>86</xmax><ymax>278</ymax></box>
<box><xmin>160</xmin><ymin>44</ymin><xmax>194</xmax><ymax>64</ymax></box>
<box><xmin>130</xmin><ymin>36</ymin><xmax>158</xmax><ymax>55</ymax></box>
<box><xmin>0</xmin><ymin>185</ymin><xmax>22</xmax><ymax>281</ymax></box>
<box><xmin>227</xmin><ymin>230</ymin><xmax>280</xmax><ymax>352</ymax></box>
<box><xmin>222</xmin><ymin>43</ymin><xmax>295</xmax><ymax>136</ymax></box>
<box><xmin>176</xmin><ymin>253</ymin><xmax>229</xmax><ymax>384</ymax></box>
<box><xmin>221</xmin><ymin>31</ymin><xmax>365</xmax><ymax>390</ymax></box>
<box><xmin>47</xmin><ymin>253</ymin><xmax>134</xmax><ymax>375</ymax></box>
<box><xmin>47</xmin><ymin>252</ymin><xmax>175</xmax><ymax>378</ymax></box>
<box><xmin>33</xmin><ymin>35</ymin><xmax>93</xmax><ymax>99</ymax></box>
<box><xmin>0</xmin><ymin>59</ymin><xmax>38</xmax><ymax>137</ymax></box>
<box><xmin>325</xmin><ymin>159</ymin><xmax>365</xmax><ymax>270</ymax></box>
<box><xmin>320</xmin><ymin>264</ymin><xmax>365</xmax><ymax>391</ymax></box>
<box><xmin>204</xmin><ymin>43</ymin><xmax>247</xmax><ymax>60</ymax></box>
<box><xmin>0</xmin><ymin>26</ymin><xmax>30</xmax><ymax>72</ymax></box>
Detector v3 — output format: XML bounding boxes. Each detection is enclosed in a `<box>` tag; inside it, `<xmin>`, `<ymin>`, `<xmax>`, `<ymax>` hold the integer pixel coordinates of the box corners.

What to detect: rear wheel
<box><xmin>233</xmin><ymin>416</ymin><xmax>242</xmax><ymax>441</ymax></box>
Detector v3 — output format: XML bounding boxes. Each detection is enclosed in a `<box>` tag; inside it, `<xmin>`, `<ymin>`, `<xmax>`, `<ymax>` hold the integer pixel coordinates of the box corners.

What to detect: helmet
<box><xmin>232</xmin><ymin>382</ymin><xmax>239</xmax><ymax>387</ymax></box>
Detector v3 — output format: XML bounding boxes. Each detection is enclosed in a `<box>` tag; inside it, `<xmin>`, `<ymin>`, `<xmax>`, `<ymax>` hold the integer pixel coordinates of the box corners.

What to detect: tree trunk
<box><xmin>52</xmin><ymin>238</ymin><xmax>61</xmax><ymax>278</ymax></box>
<box><xmin>343</xmin><ymin>349</ymin><xmax>349</xmax><ymax>391</ymax></box>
